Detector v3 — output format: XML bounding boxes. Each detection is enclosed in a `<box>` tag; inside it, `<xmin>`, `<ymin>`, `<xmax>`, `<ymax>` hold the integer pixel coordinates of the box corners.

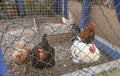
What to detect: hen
<box><xmin>12</xmin><ymin>37</ymin><xmax>31</xmax><ymax>65</ymax></box>
<box><xmin>31</xmin><ymin>34</ymin><xmax>55</xmax><ymax>70</ymax></box>
<box><xmin>71</xmin><ymin>37</ymin><xmax>100</xmax><ymax>64</ymax></box>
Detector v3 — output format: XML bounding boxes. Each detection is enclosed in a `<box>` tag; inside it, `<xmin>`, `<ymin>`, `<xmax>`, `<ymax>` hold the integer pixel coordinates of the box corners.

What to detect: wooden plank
<box><xmin>47</xmin><ymin>32</ymin><xmax>73</xmax><ymax>45</ymax></box>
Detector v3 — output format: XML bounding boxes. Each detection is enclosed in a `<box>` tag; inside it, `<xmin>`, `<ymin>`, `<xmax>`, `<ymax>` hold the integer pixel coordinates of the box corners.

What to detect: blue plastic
<box><xmin>114</xmin><ymin>0</ymin><xmax>120</xmax><ymax>23</ymax></box>
<box><xmin>80</xmin><ymin>0</ymin><xmax>90</xmax><ymax>30</ymax></box>
<box><xmin>94</xmin><ymin>39</ymin><xmax>120</xmax><ymax>59</ymax></box>
<box><xmin>54</xmin><ymin>0</ymin><xmax>59</xmax><ymax>15</ymax></box>
<box><xmin>0</xmin><ymin>48</ymin><xmax>9</xmax><ymax>76</ymax></box>
<box><xmin>62</xmin><ymin>0</ymin><xmax>68</xmax><ymax>19</ymax></box>
<box><xmin>18</xmin><ymin>0</ymin><xmax>24</xmax><ymax>15</ymax></box>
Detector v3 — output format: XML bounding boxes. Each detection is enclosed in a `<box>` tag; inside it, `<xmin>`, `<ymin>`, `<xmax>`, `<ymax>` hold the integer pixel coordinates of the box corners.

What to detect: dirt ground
<box><xmin>7</xmin><ymin>42</ymin><xmax>113</xmax><ymax>76</ymax></box>
<box><xmin>0</xmin><ymin>1</ymin><xmax>120</xmax><ymax>76</ymax></box>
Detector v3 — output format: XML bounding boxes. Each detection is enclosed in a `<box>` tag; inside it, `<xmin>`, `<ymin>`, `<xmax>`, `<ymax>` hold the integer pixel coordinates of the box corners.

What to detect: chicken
<box><xmin>71</xmin><ymin>37</ymin><xmax>100</xmax><ymax>64</ymax></box>
<box><xmin>71</xmin><ymin>23</ymin><xmax>95</xmax><ymax>43</ymax></box>
<box><xmin>79</xmin><ymin>23</ymin><xmax>95</xmax><ymax>44</ymax></box>
<box><xmin>12</xmin><ymin>37</ymin><xmax>31</xmax><ymax>65</ymax></box>
<box><xmin>31</xmin><ymin>34</ymin><xmax>55</xmax><ymax>70</ymax></box>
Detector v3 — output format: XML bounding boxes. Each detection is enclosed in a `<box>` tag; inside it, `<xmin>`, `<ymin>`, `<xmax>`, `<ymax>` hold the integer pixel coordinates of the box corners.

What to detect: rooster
<box><xmin>12</xmin><ymin>37</ymin><xmax>31</xmax><ymax>65</ymax></box>
<box><xmin>71</xmin><ymin>23</ymin><xmax>95</xmax><ymax>44</ymax></box>
<box><xmin>31</xmin><ymin>34</ymin><xmax>55</xmax><ymax>70</ymax></box>
<box><xmin>71</xmin><ymin>22</ymin><xmax>100</xmax><ymax>64</ymax></box>
<box><xmin>79</xmin><ymin>23</ymin><xmax>95</xmax><ymax>44</ymax></box>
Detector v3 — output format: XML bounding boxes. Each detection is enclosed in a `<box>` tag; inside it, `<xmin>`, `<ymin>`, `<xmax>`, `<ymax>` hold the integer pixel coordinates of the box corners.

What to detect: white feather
<box><xmin>71</xmin><ymin>39</ymin><xmax>100</xmax><ymax>64</ymax></box>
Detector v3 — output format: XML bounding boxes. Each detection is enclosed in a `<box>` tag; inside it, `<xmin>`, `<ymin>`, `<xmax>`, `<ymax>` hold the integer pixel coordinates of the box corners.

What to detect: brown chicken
<box><xmin>79</xmin><ymin>23</ymin><xmax>95</xmax><ymax>44</ymax></box>
<box><xmin>12</xmin><ymin>37</ymin><xmax>31</xmax><ymax>65</ymax></box>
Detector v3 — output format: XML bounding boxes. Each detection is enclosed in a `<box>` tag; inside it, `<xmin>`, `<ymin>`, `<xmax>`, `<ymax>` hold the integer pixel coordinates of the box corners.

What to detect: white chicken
<box><xmin>71</xmin><ymin>36</ymin><xmax>100</xmax><ymax>64</ymax></box>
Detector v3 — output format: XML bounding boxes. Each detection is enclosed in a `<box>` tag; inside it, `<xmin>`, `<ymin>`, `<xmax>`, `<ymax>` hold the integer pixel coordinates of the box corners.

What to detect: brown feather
<box><xmin>79</xmin><ymin>23</ymin><xmax>95</xmax><ymax>44</ymax></box>
<box><xmin>12</xmin><ymin>37</ymin><xmax>31</xmax><ymax>65</ymax></box>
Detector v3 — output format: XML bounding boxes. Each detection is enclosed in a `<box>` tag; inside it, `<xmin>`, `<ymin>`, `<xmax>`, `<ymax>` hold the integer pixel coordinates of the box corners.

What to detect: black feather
<box><xmin>31</xmin><ymin>34</ymin><xmax>55</xmax><ymax>70</ymax></box>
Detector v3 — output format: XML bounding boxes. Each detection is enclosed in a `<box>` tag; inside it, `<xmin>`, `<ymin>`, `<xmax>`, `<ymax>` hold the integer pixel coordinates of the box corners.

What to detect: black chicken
<box><xmin>31</xmin><ymin>34</ymin><xmax>55</xmax><ymax>70</ymax></box>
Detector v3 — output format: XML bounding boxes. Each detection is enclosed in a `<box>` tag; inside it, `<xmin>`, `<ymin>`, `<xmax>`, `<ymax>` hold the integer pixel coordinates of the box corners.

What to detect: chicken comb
<box><xmin>88</xmin><ymin>23</ymin><xmax>95</xmax><ymax>31</ymax></box>
<box><xmin>38</xmin><ymin>49</ymin><xmax>44</xmax><ymax>54</ymax></box>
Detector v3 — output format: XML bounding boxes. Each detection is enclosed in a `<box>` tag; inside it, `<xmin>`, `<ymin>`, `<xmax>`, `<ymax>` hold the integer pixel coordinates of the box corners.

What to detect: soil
<box><xmin>0</xmin><ymin>1</ymin><xmax>120</xmax><ymax>76</ymax></box>
<box><xmin>7</xmin><ymin>42</ymin><xmax>113</xmax><ymax>76</ymax></box>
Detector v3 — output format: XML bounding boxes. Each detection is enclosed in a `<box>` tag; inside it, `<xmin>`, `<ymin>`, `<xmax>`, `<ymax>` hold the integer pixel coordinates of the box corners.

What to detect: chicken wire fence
<box><xmin>0</xmin><ymin>0</ymin><xmax>120</xmax><ymax>76</ymax></box>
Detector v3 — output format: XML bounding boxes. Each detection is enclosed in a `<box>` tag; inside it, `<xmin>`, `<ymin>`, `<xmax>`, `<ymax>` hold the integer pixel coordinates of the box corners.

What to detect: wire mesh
<box><xmin>0</xmin><ymin>0</ymin><xmax>120</xmax><ymax>76</ymax></box>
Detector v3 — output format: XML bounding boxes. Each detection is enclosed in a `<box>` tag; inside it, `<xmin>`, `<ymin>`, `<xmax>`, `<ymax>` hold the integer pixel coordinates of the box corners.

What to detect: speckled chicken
<box><xmin>12</xmin><ymin>37</ymin><xmax>31</xmax><ymax>65</ymax></box>
<box><xmin>31</xmin><ymin>34</ymin><xmax>55</xmax><ymax>70</ymax></box>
